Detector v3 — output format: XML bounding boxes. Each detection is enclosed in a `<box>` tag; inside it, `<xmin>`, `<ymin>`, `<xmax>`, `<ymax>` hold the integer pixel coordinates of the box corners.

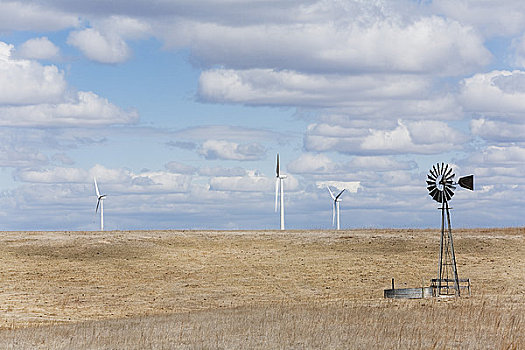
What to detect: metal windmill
<box><xmin>426</xmin><ymin>163</ymin><xmax>473</xmax><ymax>296</ymax></box>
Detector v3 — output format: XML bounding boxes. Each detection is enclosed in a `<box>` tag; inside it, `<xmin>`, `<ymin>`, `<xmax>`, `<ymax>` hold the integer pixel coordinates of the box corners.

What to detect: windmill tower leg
<box><xmin>437</xmin><ymin>200</ymin><xmax>460</xmax><ymax>296</ymax></box>
<box><xmin>280</xmin><ymin>178</ymin><xmax>284</xmax><ymax>230</ymax></box>
<box><xmin>445</xmin><ymin>201</ymin><xmax>460</xmax><ymax>296</ymax></box>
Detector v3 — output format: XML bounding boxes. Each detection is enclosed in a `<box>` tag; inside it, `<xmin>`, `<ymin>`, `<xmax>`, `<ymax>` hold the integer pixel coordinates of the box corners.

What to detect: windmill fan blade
<box><xmin>458</xmin><ymin>175</ymin><xmax>474</xmax><ymax>191</ymax></box>
<box><xmin>444</xmin><ymin>187</ymin><xmax>454</xmax><ymax>201</ymax></box>
<box><xmin>426</xmin><ymin>181</ymin><xmax>435</xmax><ymax>188</ymax></box>
<box><xmin>429</xmin><ymin>187</ymin><xmax>439</xmax><ymax>199</ymax></box>
<box><xmin>335</xmin><ymin>189</ymin><xmax>345</xmax><ymax>200</ymax></box>
<box><xmin>427</xmin><ymin>174</ymin><xmax>436</xmax><ymax>182</ymax></box>
<box><xmin>96</xmin><ymin>199</ymin><xmax>100</xmax><ymax>213</ymax></box>
<box><xmin>431</xmin><ymin>165</ymin><xmax>438</xmax><ymax>177</ymax></box>
<box><xmin>443</xmin><ymin>163</ymin><xmax>449</xmax><ymax>177</ymax></box>
<box><xmin>445</xmin><ymin>166</ymin><xmax>453</xmax><ymax>179</ymax></box>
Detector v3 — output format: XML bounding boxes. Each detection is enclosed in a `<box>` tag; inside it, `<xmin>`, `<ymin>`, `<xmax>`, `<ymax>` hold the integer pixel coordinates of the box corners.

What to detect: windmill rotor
<box><xmin>427</xmin><ymin>162</ymin><xmax>456</xmax><ymax>203</ymax></box>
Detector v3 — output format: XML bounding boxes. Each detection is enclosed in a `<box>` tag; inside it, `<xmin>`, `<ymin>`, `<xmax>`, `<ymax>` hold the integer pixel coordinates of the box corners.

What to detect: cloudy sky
<box><xmin>0</xmin><ymin>0</ymin><xmax>524</xmax><ymax>230</ymax></box>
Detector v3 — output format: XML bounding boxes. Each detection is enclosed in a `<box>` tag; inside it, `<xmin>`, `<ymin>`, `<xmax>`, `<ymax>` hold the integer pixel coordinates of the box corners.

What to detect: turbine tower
<box><xmin>94</xmin><ymin>177</ymin><xmax>106</xmax><ymax>231</ymax></box>
<box><xmin>327</xmin><ymin>186</ymin><xmax>345</xmax><ymax>230</ymax></box>
<box><xmin>275</xmin><ymin>153</ymin><xmax>287</xmax><ymax>230</ymax></box>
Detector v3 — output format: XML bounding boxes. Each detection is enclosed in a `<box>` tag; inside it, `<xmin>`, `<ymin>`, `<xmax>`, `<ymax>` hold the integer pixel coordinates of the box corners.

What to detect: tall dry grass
<box><xmin>0</xmin><ymin>297</ymin><xmax>523</xmax><ymax>349</ymax></box>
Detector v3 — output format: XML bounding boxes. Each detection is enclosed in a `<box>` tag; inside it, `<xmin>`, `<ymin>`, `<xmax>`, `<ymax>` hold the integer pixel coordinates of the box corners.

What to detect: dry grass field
<box><xmin>0</xmin><ymin>228</ymin><xmax>523</xmax><ymax>348</ymax></box>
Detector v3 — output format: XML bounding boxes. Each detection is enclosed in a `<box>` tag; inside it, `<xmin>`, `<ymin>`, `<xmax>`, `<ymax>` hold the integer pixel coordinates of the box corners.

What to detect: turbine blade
<box><xmin>335</xmin><ymin>189</ymin><xmax>345</xmax><ymax>200</ymax></box>
<box><xmin>94</xmin><ymin>177</ymin><xmax>100</xmax><ymax>197</ymax></box>
<box><xmin>96</xmin><ymin>198</ymin><xmax>100</xmax><ymax>213</ymax></box>
<box><xmin>327</xmin><ymin>186</ymin><xmax>335</xmax><ymax>200</ymax></box>
<box><xmin>276</xmin><ymin>153</ymin><xmax>280</xmax><ymax>177</ymax></box>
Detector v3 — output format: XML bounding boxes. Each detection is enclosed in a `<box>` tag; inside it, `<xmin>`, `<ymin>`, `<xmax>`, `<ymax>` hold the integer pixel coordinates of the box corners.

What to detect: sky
<box><xmin>0</xmin><ymin>0</ymin><xmax>524</xmax><ymax>231</ymax></box>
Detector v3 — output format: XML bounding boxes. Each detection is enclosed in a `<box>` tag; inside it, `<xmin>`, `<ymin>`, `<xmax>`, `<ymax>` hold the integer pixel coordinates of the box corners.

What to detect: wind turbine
<box><xmin>275</xmin><ymin>153</ymin><xmax>287</xmax><ymax>230</ymax></box>
<box><xmin>94</xmin><ymin>177</ymin><xmax>106</xmax><ymax>231</ymax></box>
<box><xmin>327</xmin><ymin>186</ymin><xmax>345</xmax><ymax>230</ymax></box>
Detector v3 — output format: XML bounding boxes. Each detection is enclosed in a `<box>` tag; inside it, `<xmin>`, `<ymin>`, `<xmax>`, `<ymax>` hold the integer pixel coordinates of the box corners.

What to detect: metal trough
<box><xmin>384</xmin><ymin>287</ymin><xmax>433</xmax><ymax>299</ymax></box>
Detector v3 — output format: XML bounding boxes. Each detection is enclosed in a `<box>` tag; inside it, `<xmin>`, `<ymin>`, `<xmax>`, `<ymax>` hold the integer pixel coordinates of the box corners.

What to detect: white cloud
<box><xmin>68</xmin><ymin>27</ymin><xmax>130</xmax><ymax>64</ymax></box>
<box><xmin>0</xmin><ymin>91</ymin><xmax>139</xmax><ymax>127</ymax></box>
<box><xmin>315</xmin><ymin>181</ymin><xmax>360</xmax><ymax>193</ymax></box>
<box><xmin>0</xmin><ymin>1</ymin><xmax>79</xmax><ymax>31</ymax></box>
<box><xmin>0</xmin><ymin>145</ymin><xmax>48</xmax><ymax>167</ymax></box>
<box><xmin>304</xmin><ymin>120</ymin><xmax>467</xmax><ymax>155</ymax></box>
<box><xmin>199</xmin><ymin>68</ymin><xmax>429</xmax><ymax>105</ymax></box>
<box><xmin>469</xmin><ymin>146</ymin><xmax>525</xmax><ymax>166</ymax></box>
<box><xmin>16</xmin><ymin>37</ymin><xmax>60</xmax><ymax>60</ymax></box>
<box><xmin>460</xmin><ymin>70</ymin><xmax>525</xmax><ymax>118</ymax></box>
<box><xmin>471</xmin><ymin>118</ymin><xmax>525</xmax><ymax>143</ymax></box>
<box><xmin>287</xmin><ymin>153</ymin><xmax>337</xmax><ymax>174</ymax></box>
<box><xmin>349</xmin><ymin>156</ymin><xmax>416</xmax><ymax>172</ymax></box>
<box><xmin>173</xmin><ymin>125</ymin><xmax>281</xmax><ymax>141</ymax></box>
<box><xmin>0</xmin><ymin>42</ymin><xmax>66</xmax><ymax>105</ymax></box>
<box><xmin>16</xmin><ymin>164</ymin><xmax>193</xmax><ymax>194</ymax></box>
<box><xmin>164</xmin><ymin>161</ymin><xmax>197</xmax><ymax>175</ymax></box>
<box><xmin>168</xmin><ymin>15</ymin><xmax>489</xmax><ymax>75</ymax></box>
<box><xmin>432</xmin><ymin>0</ymin><xmax>525</xmax><ymax>37</ymax></box>
<box><xmin>209</xmin><ymin>171</ymin><xmax>299</xmax><ymax>192</ymax></box>
<box><xmin>66</xmin><ymin>16</ymin><xmax>150</xmax><ymax>63</ymax></box>
<box><xmin>199</xmin><ymin>140</ymin><xmax>266</xmax><ymax>161</ymax></box>
<box><xmin>198</xmin><ymin>167</ymin><xmax>246</xmax><ymax>177</ymax></box>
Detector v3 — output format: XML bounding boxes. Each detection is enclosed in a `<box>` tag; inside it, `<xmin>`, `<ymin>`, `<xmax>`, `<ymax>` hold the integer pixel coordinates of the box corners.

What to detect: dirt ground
<box><xmin>0</xmin><ymin>228</ymin><xmax>524</xmax><ymax>328</ymax></box>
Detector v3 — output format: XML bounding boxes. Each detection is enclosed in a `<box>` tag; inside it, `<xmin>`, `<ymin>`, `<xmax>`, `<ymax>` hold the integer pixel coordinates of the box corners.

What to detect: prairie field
<box><xmin>0</xmin><ymin>228</ymin><xmax>524</xmax><ymax>348</ymax></box>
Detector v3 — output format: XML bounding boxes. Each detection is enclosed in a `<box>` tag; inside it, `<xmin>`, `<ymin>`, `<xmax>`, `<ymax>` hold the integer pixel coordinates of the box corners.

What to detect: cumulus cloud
<box><xmin>315</xmin><ymin>181</ymin><xmax>361</xmax><ymax>193</ymax></box>
<box><xmin>198</xmin><ymin>68</ymin><xmax>462</xmax><ymax>119</ymax></box>
<box><xmin>460</xmin><ymin>70</ymin><xmax>525</xmax><ymax>118</ymax></box>
<box><xmin>304</xmin><ymin>120</ymin><xmax>467</xmax><ymax>155</ymax></box>
<box><xmin>164</xmin><ymin>161</ymin><xmax>197</xmax><ymax>174</ymax></box>
<box><xmin>432</xmin><ymin>0</ymin><xmax>525</xmax><ymax>37</ymax></box>
<box><xmin>0</xmin><ymin>145</ymin><xmax>48</xmax><ymax>167</ymax></box>
<box><xmin>16</xmin><ymin>37</ymin><xmax>60</xmax><ymax>60</ymax></box>
<box><xmin>209</xmin><ymin>171</ymin><xmax>299</xmax><ymax>192</ymax></box>
<box><xmin>173</xmin><ymin>125</ymin><xmax>281</xmax><ymax>141</ymax></box>
<box><xmin>469</xmin><ymin>146</ymin><xmax>525</xmax><ymax>166</ymax></box>
<box><xmin>199</xmin><ymin>140</ymin><xmax>266</xmax><ymax>161</ymax></box>
<box><xmin>168</xmin><ymin>15</ymin><xmax>490</xmax><ymax>75</ymax></box>
<box><xmin>287</xmin><ymin>153</ymin><xmax>337</xmax><ymax>174</ymax></box>
<box><xmin>16</xmin><ymin>164</ymin><xmax>193</xmax><ymax>194</ymax></box>
<box><xmin>199</xmin><ymin>69</ymin><xmax>428</xmax><ymax>105</ymax></box>
<box><xmin>68</xmin><ymin>27</ymin><xmax>131</xmax><ymax>64</ymax></box>
<box><xmin>0</xmin><ymin>42</ymin><xmax>65</xmax><ymax>105</ymax></box>
<box><xmin>0</xmin><ymin>91</ymin><xmax>139</xmax><ymax>127</ymax></box>
<box><xmin>0</xmin><ymin>1</ymin><xmax>79</xmax><ymax>31</ymax></box>
<box><xmin>471</xmin><ymin>118</ymin><xmax>525</xmax><ymax>143</ymax></box>
<box><xmin>67</xmin><ymin>16</ymin><xmax>150</xmax><ymax>63</ymax></box>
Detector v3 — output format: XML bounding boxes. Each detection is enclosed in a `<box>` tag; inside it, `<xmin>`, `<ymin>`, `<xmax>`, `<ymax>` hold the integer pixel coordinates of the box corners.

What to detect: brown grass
<box><xmin>0</xmin><ymin>228</ymin><xmax>524</xmax><ymax>348</ymax></box>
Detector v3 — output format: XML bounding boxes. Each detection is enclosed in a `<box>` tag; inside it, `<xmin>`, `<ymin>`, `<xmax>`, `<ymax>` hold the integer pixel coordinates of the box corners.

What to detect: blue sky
<box><xmin>0</xmin><ymin>0</ymin><xmax>525</xmax><ymax>230</ymax></box>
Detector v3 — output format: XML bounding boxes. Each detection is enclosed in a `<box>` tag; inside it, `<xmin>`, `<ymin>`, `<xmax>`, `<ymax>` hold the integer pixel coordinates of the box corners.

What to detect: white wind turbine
<box><xmin>327</xmin><ymin>186</ymin><xmax>345</xmax><ymax>230</ymax></box>
<box><xmin>275</xmin><ymin>153</ymin><xmax>287</xmax><ymax>230</ymax></box>
<box><xmin>94</xmin><ymin>177</ymin><xmax>106</xmax><ymax>231</ymax></box>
